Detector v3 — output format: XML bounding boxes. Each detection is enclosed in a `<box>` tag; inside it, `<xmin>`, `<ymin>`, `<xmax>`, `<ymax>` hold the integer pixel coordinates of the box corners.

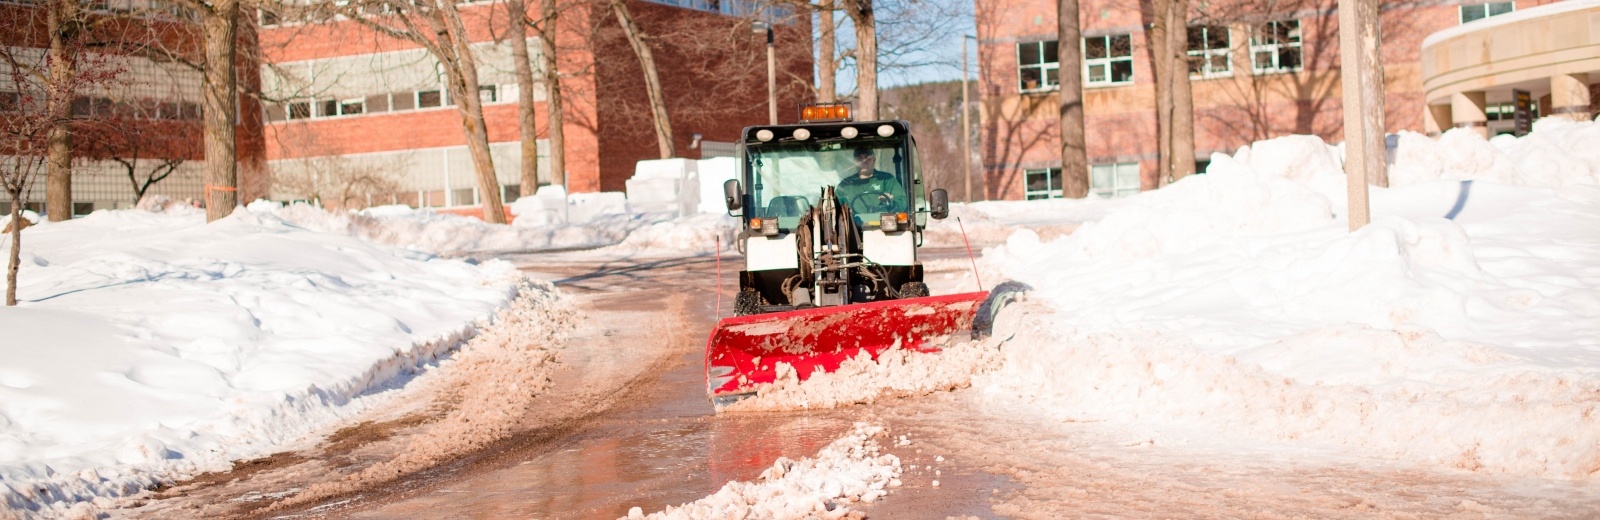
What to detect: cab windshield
<box><xmin>744</xmin><ymin>137</ymin><xmax>911</xmax><ymax>229</ymax></box>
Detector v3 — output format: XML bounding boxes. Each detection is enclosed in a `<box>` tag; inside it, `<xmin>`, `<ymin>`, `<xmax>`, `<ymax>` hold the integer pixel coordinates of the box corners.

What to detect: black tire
<box><xmin>734</xmin><ymin>289</ymin><xmax>765</xmax><ymax>316</ymax></box>
<box><xmin>897</xmin><ymin>281</ymin><xmax>929</xmax><ymax>299</ymax></box>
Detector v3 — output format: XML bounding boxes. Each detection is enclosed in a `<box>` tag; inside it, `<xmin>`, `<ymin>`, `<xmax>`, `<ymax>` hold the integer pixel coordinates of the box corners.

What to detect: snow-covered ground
<box><xmin>0</xmin><ymin>203</ymin><xmax>559</xmax><ymax>515</ymax></box>
<box><xmin>6</xmin><ymin>118</ymin><xmax>1598</xmax><ymax>517</ymax></box>
<box><xmin>979</xmin><ymin>119</ymin><xmax>1600</xmax><ymax>479</ymax></box>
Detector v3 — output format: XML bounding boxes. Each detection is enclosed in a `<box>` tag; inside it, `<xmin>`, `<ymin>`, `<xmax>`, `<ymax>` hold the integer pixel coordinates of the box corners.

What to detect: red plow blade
<box><xmin>705</xmin><ymin>291</ymin><xmax>988</xmax><ymax>401</ymax></box>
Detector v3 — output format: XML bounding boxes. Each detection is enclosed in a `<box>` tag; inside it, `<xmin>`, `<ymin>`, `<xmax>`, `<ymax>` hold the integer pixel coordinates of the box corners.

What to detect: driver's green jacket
<box><xmin>836</xmin><ymin>170</ymin><xmax>907</xmax><ymax>215</ymax></box>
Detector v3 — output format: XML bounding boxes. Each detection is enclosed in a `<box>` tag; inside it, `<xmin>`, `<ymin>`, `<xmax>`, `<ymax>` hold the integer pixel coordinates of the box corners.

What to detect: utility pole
<box><xmin>1338</xmin><ymin>0</ymin><xmax>1385</xmax><ymax>230</ymax></box>
<box><xmin>755</xmin><ymin>22</ymin><xmax>776</xmax><ymax>125</ymax></box>
<box><xmin>962</xmin><ymin>35</ymin><xmax>974</xmax><ymax>203</ymax></box>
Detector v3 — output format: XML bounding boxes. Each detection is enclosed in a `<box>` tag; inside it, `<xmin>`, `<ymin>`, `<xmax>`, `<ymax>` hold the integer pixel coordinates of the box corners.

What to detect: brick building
<box><xmin>0</xmin><ymin>0</ymin><xmax>268</xmax><ymax>215</ymax></box>
<box><xmin>975</xmin><ymin>0</ymin><xmax>1573</xmax><ymax>200</ymax></box>
<box><xmin>257</xmin><ymin>0</ymin><xmax>813</xmax><ymax>209</ymax></box>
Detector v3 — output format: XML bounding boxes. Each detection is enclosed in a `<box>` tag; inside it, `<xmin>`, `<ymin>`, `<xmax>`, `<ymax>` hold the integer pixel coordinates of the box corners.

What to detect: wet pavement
<box><xmin>330</xmin><ymin>249</ymin><xmax>1008</xmax><ymax>518</ymax></box>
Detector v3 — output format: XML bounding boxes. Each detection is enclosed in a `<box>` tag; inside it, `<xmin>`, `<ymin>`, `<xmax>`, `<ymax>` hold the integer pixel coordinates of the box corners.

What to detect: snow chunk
<box><xmin>631</xmin><ymin>423</ymin><xmax>900</xmax><ymax>519</ymax></box>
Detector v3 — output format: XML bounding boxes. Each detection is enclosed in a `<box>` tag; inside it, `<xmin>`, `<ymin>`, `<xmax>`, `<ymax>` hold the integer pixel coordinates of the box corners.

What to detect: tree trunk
<box><xmin>1166</xmin><ymin>0</ymin><xmax>1195</xmax><ymax>184</ymax></box>
<box><xmin>610</xmin><ymin>0</ymin><xmax>673</xmax><ymax>159</ymax></box>
<box><xmin>202</xmin><ymin>0</ymin><xmax>240</xmax><ymax>222</ymax></box>
<box><xmin>844</xmin><ymin>0</ymin><xmax>878</xmax><ymax>120</ymax></box>
<box><xmin>45</xmin><ymin>0</ymin><xmax>76</xmax><ymax>222</ymax></box>
<box><xmin>7</xmin><ymin>190</ymin><xmax>22</xmax><ymax>306</ymax></box>
<box><xmin>1145</xmin><ymin>0</ymin><xmax>1172</xmax><ymax>190</ymax></box>
<box><xmin>540</xmin><ymin>0</ymin><xmax>566</xmax><ymax>187</ymax></box>
<box><xmin>438</xmin><ymin>0</ymin><xmax>507</xmax><ymax>223</ymax></box>
<box><xmin>1056</xmin><ymin>0</ymin><xmax>1088</xmax><ymax>198</ymax></box>
<box><xmin>818</xmin><ymin>0</ymin><xmax>836</xmax><ymax>103</ymax></box>
<box><xmin>508</xmin><ymin>0</ymin><xmax>541</xmax><ymax>196</ymax></box>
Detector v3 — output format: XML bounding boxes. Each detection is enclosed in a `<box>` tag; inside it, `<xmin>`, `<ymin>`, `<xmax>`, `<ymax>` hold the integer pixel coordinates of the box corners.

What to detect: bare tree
<box><xmin>1143</xmin><ymin>0</ymin><xmax>1196</xmax><ymax>188</ymax></box>
<box><xmin>152</xmin><ymin>0</ymin><xmax>247</xmax><ymax>222</ymax></box>
<box><xmin>1057</xmin><ymin>0</ymin><xmax>1088</xmax><ymax>197</ymax></box>
<box><xmin>0</xmin><ymin>22</ymin><xmax>120</xmax><ymax>305</ymax></box>
<box><xmin>609</xmin><ymin>0</ymin><xmax>673</xmax><ymax>159</ymax></box>
<box><xmin>539</xmin><ymin>0</ymin><xmax>567</xmax><ymax>187</ymax></box>
<box><xmin>816</xmin><ymin>0</ymin><xmax>837</xmax><ymax>102</ymax></box>
<box><xmin>839</xmin><ymin>0</ymin><xmax>878</xmax><ymax>119</ymax></box>
<box><xmin>504</xmin><ymin>0</ymin><xmax>541</xmax><ymax>196</ymax></box>
<box><xmin>43</xmin><ymin>0</ymin><xmax>83</xmax><ymax>222</ymax></box>
<box><xmin>274</xmin><ymin>155</ymin><xmax>405</xmax><ymax>212</ymax></box>
<box><xmin>79</xmin><ymin>112</ymin><xmax>203</xmax><ymax>204</ymax></box>
<box><xmin>311</xmin><ymin>0</ymin><xmax>508</xmax><ymax>223</ymax></box>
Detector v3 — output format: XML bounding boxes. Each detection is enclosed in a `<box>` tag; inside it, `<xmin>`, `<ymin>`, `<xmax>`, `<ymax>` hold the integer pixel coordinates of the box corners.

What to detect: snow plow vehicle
<box><xmin>706</xmin><ymin>104</ymin><xmax>1001</xmax><ymax>404</ymax></box>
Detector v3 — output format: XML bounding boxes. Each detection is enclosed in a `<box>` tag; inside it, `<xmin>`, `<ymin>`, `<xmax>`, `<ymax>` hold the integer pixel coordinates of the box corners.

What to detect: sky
<box><xmin>818</xmin><ymin>0</ymin><xmax>977</xmax><ymax>91</ymax></box>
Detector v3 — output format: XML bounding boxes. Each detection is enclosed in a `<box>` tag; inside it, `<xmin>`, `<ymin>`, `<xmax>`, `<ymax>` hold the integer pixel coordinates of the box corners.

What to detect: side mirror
<box><xmin>723</xmin><ymin>179</ymin><xmax>744</xmax><ymax>212</ymax></box>
<box><xmin>929</xmin><ymin>188</ymin><xmax>949</xmax><ymax>220</ymax></box>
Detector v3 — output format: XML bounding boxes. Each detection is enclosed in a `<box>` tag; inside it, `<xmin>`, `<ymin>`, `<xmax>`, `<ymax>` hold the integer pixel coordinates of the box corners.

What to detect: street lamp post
<box><xmin>962</xmin><ymin>34</ymin><xmax>977</xmax><ymax>203</ymax></box>
<box><xmin>754</xmin><ymin>22</ymin><xmax>776</xmax><ymax>124</ymax></box>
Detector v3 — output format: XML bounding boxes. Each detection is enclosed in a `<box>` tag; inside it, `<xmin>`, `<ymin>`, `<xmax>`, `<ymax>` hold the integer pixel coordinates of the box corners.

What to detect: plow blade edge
<box><xmin>705</xmin><ymin>291</ymin><xmax>988</xmax><ymax>401</ymax></box>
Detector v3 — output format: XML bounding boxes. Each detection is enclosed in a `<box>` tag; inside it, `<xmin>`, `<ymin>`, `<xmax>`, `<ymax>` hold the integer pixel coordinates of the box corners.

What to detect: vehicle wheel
<box><xmin>898</xmin><ymin>281</ymin><xmax>929</xmax><ymax>299</ymax></box>
<box><xmin>734</xmin><ymin>289</ymin><xmax>765</xmax><ymax>316</ymax></box>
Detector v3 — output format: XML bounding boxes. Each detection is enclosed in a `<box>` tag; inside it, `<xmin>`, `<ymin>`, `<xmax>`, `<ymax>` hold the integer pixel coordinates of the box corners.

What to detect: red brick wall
<box><xmin>257</xmin><ymin>0</ymin><xmax>807</xmax><ymax>195</ymax></box>
<box><xmin>591</xmin><ymin>0</ymin><xmax>814</xmax><ymax>193</ymax></box>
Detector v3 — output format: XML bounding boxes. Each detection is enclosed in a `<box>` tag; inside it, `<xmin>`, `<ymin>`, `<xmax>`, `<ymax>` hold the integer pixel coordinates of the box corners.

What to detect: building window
<box><xmin>391</xmin><ymin>91</ymin><xmax>415</xmax><ymax>111</ymax></box>
<box><xmin>318</xmin><ymin>98</ymin><xmax>338</xmax><ymax>117</ymax></box>
<box><xmin>417</xmin><ymin>90</ymin><xmax>442</xmax><ymax>108</ymax></box>
<box><xmin>1023</xmin><ymin>168</ymin><xmax>1063</xmax><ymax>200</ymax></box>
<box><xmin>1084</xmin><ymin>34</ymin><xmax>1134</xmax><ymax>86</ymax></box>
<box><xmin>287</xmin><ymin>101</ymin><xmax>311</xmax><ymax>120</ymax></box>
<box><xmin>1187</xmin><ymin>26</ymin><xmax>1231</xmax><ymax>79</ymax></box>
<box><xmin>1250</xmin><ymin>20</ymin><xmax>1302</xmax><ymax>74</ymax></box>
<box><xmin>1460</xmin><ymin>2</ymin><xmax>1513</xmax><ymax>23</ymax></box>
<box><xmin>1016</xmin><ymin>40</ymin><xmax>1059</xmax><ymax>92</ymax></box>
<box><xmin>1090</xmin><ymin>163</ymin><xmax>1140</xmax><ymax>198</ymax></box>
<box><xmin>1485</xmin><ymin>101</ymin><xmax>1538</xmax><ymax>121</ymax></box>
<box><xmin>339</xmin><ymin>98</ymin><xmax>364</xmax><ymax>116</ymax></box>
<box><xmin>259</xmin><ymin>9</ymin><xmax>279</xmax><ymax>26</ymax></box>
<box><xmin>479</xmin><ymin>85</ymin><xmax>498</xmax><ymax>103</ymax></box>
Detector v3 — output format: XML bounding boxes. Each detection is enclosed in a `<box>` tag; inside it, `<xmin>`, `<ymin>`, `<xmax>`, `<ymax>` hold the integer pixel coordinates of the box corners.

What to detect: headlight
<box><xmin>840</xmin><ymin>127</ymin><xmax>859</xmax><ymax>139</ymax></box>
<box><xmin>879</xmin><ymin>213</ymin><xmax>898</xmax><ymax>232</ymax></box>
<box><xmin>761</xmin><ymin>218</ymin><xmax>779</xmax><ymax>236</ymax></box>
<box><xmin>877</xmin><ymin>124</ymin><xmax>895</xmax><ymax>137</ymax></box>
<box><xmin>793</xmin><ymin>128</ymin><xmax>811</xmax><ymax>141</ymax></box>
<box><xmin>756</xmin><ymin>129</ymin><xmax>774</xmax><ymax>142</ymax></box>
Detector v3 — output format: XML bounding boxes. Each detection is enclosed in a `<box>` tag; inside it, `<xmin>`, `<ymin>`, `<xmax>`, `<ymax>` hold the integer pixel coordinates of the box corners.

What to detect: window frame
<box><xmin>1187</xmin><ymin>25</ymin><xmax>1232</xmax><ymax>80</ymax></box>
<box><xmin>1249</xmin><ymin>19</ymin><xmax>1303</xmax><ymax>75</ymax></box>
<box><xmin>1090</xmin><ymin>162</ymin><xmax>1140</xmax><ymax>199</ymax></box>
<box><xmin>1083</xmin><ymin>34</ymin><xmax>1135</xmax><ymax>87</ymax></box>
<box><xmin>1023</xmin><ymin>168</ymin><xmax>1064</xmax><ymax>200</ymax></box>
<box><xmin>1016</xmin><ymin>40</ymin><xmax>1060</xmax><ymax>93</ymax></box>
<box><xmin>1459</xmin><ymin>1</ymin><xmax>1514</xmax><ymax>24</ymax></box>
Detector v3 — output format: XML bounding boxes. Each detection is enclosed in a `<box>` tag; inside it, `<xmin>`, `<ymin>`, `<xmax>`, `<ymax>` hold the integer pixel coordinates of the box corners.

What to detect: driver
<box><xmin>836</xmin><ymin>146</ymin><xmax>906</xmax><ymax>215</ymax></box>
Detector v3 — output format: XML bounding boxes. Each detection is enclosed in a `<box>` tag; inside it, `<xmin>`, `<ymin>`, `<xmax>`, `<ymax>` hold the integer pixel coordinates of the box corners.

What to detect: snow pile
<box><xmin>261</xmin><ymin>203</ymin><xmax>646</xmax><ymax>255</ymax></box>
<box><xmin>591</xmin><ymin>213</ymin><xmax>737</xmax><ymax>257</ymax></box>
<box><xmin>717</xmin><ymin>339</ymin><xmax>1006</xmax><ymax>413</ymax></box>
<box><xmin>627</xmin><ymin>423</ymin><xmax>901</xmax><ymax>519</ymax></box>
<box><xmin>1391</xmin><ymin>119</ymin><xmax>1600</xmax><ymax>188</ymax></box>
<box><xmin>922</xmin><ymin>197</ymin><xmax>1119</xmax><ymax>248</ymax></box>
<box><xmin>979</xmin><ymin>121</ymin><xmax>1600</xmax><ymax>479</ymax></box>
<box><xmin>0</xmin><ymin>207</ymin><xmax>539</xmax><ymax>514</ymax></box>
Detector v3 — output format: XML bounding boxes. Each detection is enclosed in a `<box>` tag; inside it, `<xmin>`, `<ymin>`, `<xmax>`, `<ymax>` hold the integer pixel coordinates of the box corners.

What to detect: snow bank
<box><xmin>1391</xmin><ymin>119</ymin><xmax>1600</xmax><ymax>188</ymax></box>
<box><xmin>628</xmin><ymin>423</ymin><xmax>900</xmax><ymax>519</ymax></box>
<box><xmin>264</xmin><ymin>202</ymin><xmax>647</xmax><ymax>255</ymax></box>
<box><xmin>590</xmin><ymin>213</ymin><xmax>737</xmax><ymax>258</ymax></box>
<box><xmin>0</xmin><ymin>206</ymin><xmax>541</xmax><ymax>514</ymax></box>
<box><xmin>980</xmin><ymin>121</ymin><xmax>1600</xmax><ymax>479</ymax></box>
